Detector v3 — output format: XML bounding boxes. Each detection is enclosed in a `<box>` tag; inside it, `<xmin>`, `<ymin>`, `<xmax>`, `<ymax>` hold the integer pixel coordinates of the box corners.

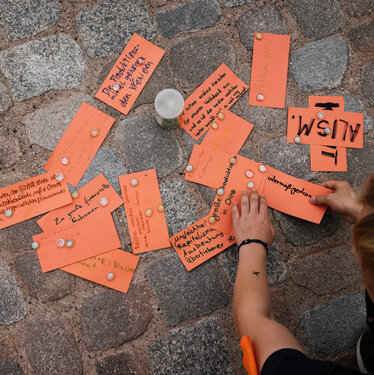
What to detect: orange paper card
<box><xmin>0</xmin><ymin>172</ymin><xmax>72</xmax><ymax>230</ymax></box>
<box><xmin>248</xmin><ymin>33</ymin><xmax>290</xmax><ymax>109</ymax></box>
<box><xmin>263</xmin><ymin>167</ymin><xmax>331</xmax><ymax>223</ymax></box>
<box><xmin>37</xmin><ymin>174</ymin><xmax>123</xmax><ymax>231</ymax></box>
<box><xmin>200</xmin><ymin>109</ymin><xmax>254</xmax><ymax>154</ymax></box>
<box><xmin>44</xmin><ymin>103</ymin><xmax>115</xmax><ymax>187</ymax></box>
<box><xmin>61</xmin><ymin>249</ymin><xmax>139</xmax><ymax>294</ymax></box>
<box><xmin>34</xmin><ymin>214</ymin><xmax>121</xmax><ymax>272</ymax></box>
<box><xmin>95</xmin><ymin>33</ymin><xmax>165</xmax><ymax>115</ymax></box>
<box><xmin>310</xmin><ymin>145</ymin><xmax>347</xmax><ymax>172</ymax></box>
<box><xmin>170</xmin><ymin>216</ymin><xmax>235</xmax><ymax>271</ymax></box>
<box><xmin>179</xmin><ymin>64</ymin><xmax>248</xmax><ymax>140</ymax></box>
<box><xmin>287</xmin><ymin>107</ymin><xmax>363</xmax><ymax>148</ymax></box>
<box><xmin>119</xmin><ymin>169</ymin><xmax>170</xmax><ymax>254</ymax></box>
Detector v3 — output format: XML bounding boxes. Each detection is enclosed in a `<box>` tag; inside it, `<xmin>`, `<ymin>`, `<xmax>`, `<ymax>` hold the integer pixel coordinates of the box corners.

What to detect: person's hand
<box><xmin>310</xmin><ymin>180</ymin><xmax>363</xmax><ymax>224</ymax></box>
<box><xmin>232</xmin><ymin>189</ymin><xmax>275</xmax><ymax>246</ymax></box>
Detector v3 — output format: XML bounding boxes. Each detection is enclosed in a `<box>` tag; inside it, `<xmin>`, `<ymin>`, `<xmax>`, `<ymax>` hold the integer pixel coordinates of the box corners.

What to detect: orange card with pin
<box><xmin>34</xmin><ymin>214</ymin><xmax>121</xmax><ymax>272</ymax></box>
<box><xmin>37</xmin><ymin>174</ymin><xmax>123</xmax><ymax>231</ymax></box>
<box><xmin>44</xmin><ymin>103</ymin><xmax>115</xmax><ymax>187</ymax></box>
<box><xmin>310</xmin><ymin>145</ymin><xmax>347</xmax><ymax>172</ymax></box>
<box><xmin>201</xmin><ymin>109</ymin><xmax>254</xmax><ymax>154</ymax></box>
<box><xmin>170</xmin><ymin>216</ymin><xmax>236</xmax><ymax>271</ymax></box>
<box><xmin>179</xmin><ymin>63</ymin><xmax>248</xmax><ymax>140</ymax></box>
<box><xmin>119</xmin><ymin>169</ymin><xmax>170</xmax><ymax>254</ymax></box>
<box><xmin>61</xmin><ymin>249</ymin><xmax>140</xmax><ymax>294</ymax></box>
<box><xmin>0</xmin><ymin>172</ymin><xmax>72</xmax><ymax>230</ymax></box>
<box><xmin>248</xmin><ymin>33</ymin><xmax>290</xmax><ymax>109</ymax></box>
<box><xmin>95</xmin><ymin>33</ymin><xmax>165</xmax><ymax>115</ymax></box>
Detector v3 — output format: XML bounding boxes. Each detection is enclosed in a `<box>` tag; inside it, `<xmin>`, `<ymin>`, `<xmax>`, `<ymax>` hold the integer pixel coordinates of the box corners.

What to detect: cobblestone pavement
<box><xmin>0</xmin><ymin>0</ymin><xmax>373</xmax><ymax>374</ymax></box>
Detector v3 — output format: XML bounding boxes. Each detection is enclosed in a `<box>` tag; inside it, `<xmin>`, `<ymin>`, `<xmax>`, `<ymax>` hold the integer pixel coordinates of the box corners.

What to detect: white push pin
<box><xmin>137</xmin><ymin>58</ymin><xmax>145</xmax><ymax>65</ymax></box>
<box><xmin>247</xmin><ymin>181</ymin><xmax>255</xmax><ymax>189</ymax></box>
<box><xmin>99</xmin><ymin>197</ymin><xmax>109</xmax><ymax>207</ymax></box>
<box><xmin>66</xmin><ymin>239</ymin><xmax>74</xmax><ymax>248</ymax></box>
<box><xmin>31</xmin><ymin>242</ymin><xmax>39</xmax><ymax>250</ymax></box>
<box><xmin>185</xmin><ymin>165</ymin><xmax>193</xmax><ymax>173</ymax></box>
<box><xmin>157</xmin><ymin>204</ymin><xmax>164</xmax><ymax>212</ymax></box>
<box><xmin>145</xmin><ymin>208</ymin><xmax>153</xmax><ymax>217</ymax></box>
<box><xmin>208</xmin><ymin>216</ymin><xmax>216</xmax><ymax>224</ymax></box>
<box><xmin>107</xmin><ymin>272</ymin><xmax>115</xmax><ymax>281</ymax></box>
<box><xmin>90</xmin><ymin>128</ymin><xmax>99</xmax><ymax>137</ymax></box>
<box><xmin>71</xmin><ymin>191</ymin><xmax>79</xmax><ymax>199</ymax></box>
<box><xmin>256</xmin><ymin>94</ymin><xmax>264</xmax><ymax>102</ymax></box>
<box><xmin>324</xmin><ymin>127</ymin><xmax>331</xmax><ymax>135</ymax></box>
<box><xmin>294</xmin><ymin>136</ymin><xmax>301</xmax><ymax>144</ymax></box>
<box><xmin>211</xmin><ymin>122</ymin><xmax>218</xmax><ymax>130</ymax></box>
<box><xmin>130</xmin><ymin>178</ymin><xmax>139</xmax><ymax>187</ymax></box>
<box><xmin>56</xmin><ymin>239</ymin><xmax>65</xmax><ymax>248</ymax></box>
<box><xmin>217</xmin><ymin>112</ymin><xmax>225</xmax><ymax>120</ymax></box>
<box><xmin>259</xmin><ymin>164</ymin><xmax>266</xmax><ymax>173</ymax></box>
<box><xmin>113</xmin><ymin>83</ymin><xmax>120</xmax><ymax>92</ymax></box>
<box><xmin>5</xmin><ymin>209</ymin><xmax>13</xmax><ymax>218</ymax></box>
<box><xmin>245</xmin><ymin>170</ymin><xmax>254</xmax><ymax>178</ymax></box>
<box><xmin>216</xmin><ymin>188</ymin><xmax>224</xmax><ymax>196</ymax></box>
<box><xmin>317</xmin><ymin>111</ymin><xmax>325</xmax><ymax>120</ymax></box>
<box><xmin>56</xmin><ymin>173</ymin><xmax>64</xmax><ymax>182</ymax></box>
<box><xmin>230</xmin><ymin>157</ymin><xmax>237</xmax><ymax>165</ymax></box>
<box><xmin>61</xmin><ymin>157</ymin><xmax>69</xmax><ymax>166</ymax></box>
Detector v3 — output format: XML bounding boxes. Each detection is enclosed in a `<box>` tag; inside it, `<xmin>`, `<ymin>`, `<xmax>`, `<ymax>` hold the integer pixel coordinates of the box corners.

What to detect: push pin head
<box><xmin>99</xmin><ymin>197</ymin><xmax>109</xmax><ymax>207</ymax></box>
<box><xmin>107</xmin><ymin>272</ymin><xmax>115</xmax><ymax>281</ymax></box>
<box><xmin>230</xmin><ymin>156</ymin><xmax>237</xmax><ymax>165</ymax></box>
<box><xmin>208</xmin><ymin>216</ymin><xmax>216</xmax><ymax>224</ymax></box>
<box><xmin>71</xmin><ymin>191</ymin><xmax>79</xmax><ymax>199</ymax></box>
<box><xmin>66</xmin><ymin>239</ymin><xmax>74</xmax><ymax>248</ymax></box>
<box><xmin>245</xmin><ymin>170</ymin><xmax>254</xmax><ymax>178</ymax></box>
<box><xmin>211</xmin><ymin>122</ymin><xmax>218</xmax><ymax>130</ymax></box>
<box><xmin>324</xmin><ymin>127</ymin><xmax>331</xmax><ymax>135</ymax></box>
<box><xmin>185</xmin><ymin>165</ymin><xmax>194</xmax><ymax>173</ymax></box>
<box><xmin>256</xmin><ymin>94</ymin><xmax>265</xmax><ymax>102</ymax></box>
<box><xmin>216</xmin><ymin>188</ymin><xmax>224</xmax><ymax>196</ymax></box>
<box><xmin>61</xmin><ymin>157</ymin><xmax>69</xmax><ymax>166</ymax></box>
<box><xmin>31</xmin><ymin>241</ymin><xmax>39</xmax><ymax>250</ymax></box>
<box><xmin>294</xmin><ymin>136</ymin><xmax>302</xmax><ymax>144</ymax></box>
<box><xmin>90</xmin><ymin>128</ymin><xmax>99</xmax><ymax>137</ymax></box>
<box><xmin>259</xmin><ymin>164</ymin><xmax>266</xmax><ymax>173</ymax></box>
<box><xmin>137</xmin><ymin>58</ymin><xmax>145</xmax><ymax>65</ymax></box>
<box><xmin>247</xmin><ymin>181</ymin><xmax>255</xmax><ymax>189</ymax></box>
<box><xmin>145</xmin><ymin>208</ymin><xmax>153</xmax><ymax>217</ymax></box>
<box><xmin>157</xmin><ymin>204</ymin><xmax>164</xmax><ymax>212</ymax></box>
<box><xmin>130</xmin><ymin>178</ymin><xmax>139</xmax><ymax>187</ymax></box>
<box><xmin>317</xmin><ymin>111</ymin><xmax>325</xmax><ymax>120</ymax></box>
<box><xmin>113</xmin><ymin>83</ymin><xmax>120</xmax><ymax>92</ymax></box>
<box><xmin>255</xmin><ymin>32</ymin><xmax>263</xmax><ymax>40</ymax></box>
<box><xmin>56</xmin><ymin>239</ymin><xmax>65</xmax><ymax>248</ymax></box>
<box><xmin>5</xmin><ymin>209</ymin><xmax>13</xmax><ymax>218</ymax></box>
<box><xmin>55</xmin><ymin>173</ymin><xmax>64</xmax><ymax>182</ymax></box>
<box><xmin>217</xmin><ymin>112</ymin><xmax>225</xmax><ymax>120</ymax></box>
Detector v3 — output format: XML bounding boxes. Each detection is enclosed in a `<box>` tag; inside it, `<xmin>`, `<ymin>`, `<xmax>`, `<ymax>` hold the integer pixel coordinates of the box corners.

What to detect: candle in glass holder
<box><xmin>154</xmin><ymin>89</ymin><xmax>184</xmax><ymax>129</ymax></box>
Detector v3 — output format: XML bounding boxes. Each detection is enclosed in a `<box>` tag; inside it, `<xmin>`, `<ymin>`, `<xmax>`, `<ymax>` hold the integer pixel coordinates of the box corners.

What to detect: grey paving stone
<box><xmin>155</xmin><ymin>0</ymin><xmax>221</xmax><ymax>38</ymax></box>
<box><xmin>340</xmin><ymin>0</ymin><xmax>374</xmax><ymax>17</ymax></box>
<box><xmin>259</xmin><ymin>136</ymin><xmax>315</xmax><ymax>180</ymax></box>
<box><xmin>16</xmin><ymin>313</ymin><xmax>82</xmax><ymax>375</ymax></box>
<box><xmin>76</xmin><ymin>147</ymin><xmax>127</xmax><ymax>192</ymax></box>
<box><xmin>149</xmin><ymin>0</ymin><xmax>167</xmax><ymax>6</ymax></box>
<box><xmin>341</xmin><ymin>93</ymin><xmax>374</xmax><ymax>134</ymax></box>
<box><xmin>273</xmin><ymin>210</ymin><xmax>344</xmax><ymax>247</ymax></box>
<box><xmin>159</xmin><ymin>179</ymin><xmax>198</xmax><ymax>236</ymax></box>
<box><xmin>14</xmin><ymin>252</ymin><xmax>75</xmax><ymax>303</ymax></box>
<box><xmin>23</xmin><ymin>93</ymin><xmax>96</xmax><ymax>151</ymax></box>
<box><xmin>348</xmin><ymin>21</ymin><xmax>374</xmax><ymax>62</ymax></box>
<box><xmin>223</xmin><ymin>0</ymin><xmax>254</xmax><ymax>7</ymax></box>
<box><xmin>134</xmin><ymin>59</ymin><xmax>176</xmax><ymax>108</ymax></box>
<box><xmin>76</xmin><ymin>0</ymin><xmax>156</xmax><ymax>58</ymax></box>
<box><xmin>96</xmin><ymin>352</ymin><xmax>143</xmax><ymax>375</ymax></box>
<box><xmin>0</xmin><ymin>338</ymin><xmax>24</xmax><ymax>375</ymax></box>
<box><xmin>290</xmin><ymin>37</ymin><xmax>349</xmax><ymax>92</ymax></box>
<box><xmin>115</xmin><ymin>115</ymin><xmax>183</xmax><ymax>178</ymax></box>
<box><xmin>218</xmin><ymin>244</ymin><xmax>287</xmax><ymax>286</ymax></box>
<box><xmin>0</xmin><ymin>262</ymin><xmax>27</xmax><ymax>325</ymax></box>
<box><xmin>300</xmin><ymin>293</ymin><xmax>367</xmax><ymax>356</ymax></box>
<box><xmin>0</xmin><ymin>77</ymin><xmax>12</xmax><ymax>113</ymax></box>
<box><xmin>197</xmin><ymin>184</ymin><xmax>216</xmax><ymax>207</ymax></box>
<box><xmin>236</xmin><ymin>4</ymin><xmax>288</xmax><ymax>51</ymax></box>
<box><xmin>80</xmin><ymin>287</ymin><xmax>152</xmax><ymax>351</ymax></box>
<box><xmin>0</xmin><ymin>0</ymin><xmax>60</xmax><ymax>42</ymax></box>
<box><xmin>169</xmin><ymin>33</ymin><xmax>236</xmax><ymax>88</ymax></box>
<box><xmin>362</xmin><ymin>61</ymin><xmax>374</xmax><ymax>106</ymax></box>
<box><xmin>288</xmin><ymin>0</ymin><xmax>345</xmax><ymax>39</ymax></box>
<box><xmin>148</xmin><ymin>317</ymin><xmax>233</xmax><ymax>374</ymax></box>
<box><xmin>289</xmin><ymin>245</ymin><xmax>361</xmax><ymax>296</ymax></box>
<box><xmin>0</xmin><ymin>218</ymin><xmax>41</xmax><ymax>254</ymax></box>
<box><xmin>0</xmin><ymin>134</ymin><xmax>21</xmax><ymax>169</ymax></box>
<box><xmin>147</xmin><ymin>253</ymin><xmax>228</xmax><ymax>326</ymax></box>
<box><xmin>0</xmin><ymin>34</ymin><xmax>86</xmax><ymax>102</ymax></box>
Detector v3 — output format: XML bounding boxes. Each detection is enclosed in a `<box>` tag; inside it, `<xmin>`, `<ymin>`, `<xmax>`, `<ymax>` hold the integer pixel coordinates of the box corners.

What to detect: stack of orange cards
<box><xmin>287</xmin><ymin>96</ymin><xmax>363</xmax><ymax>171</ymax></box>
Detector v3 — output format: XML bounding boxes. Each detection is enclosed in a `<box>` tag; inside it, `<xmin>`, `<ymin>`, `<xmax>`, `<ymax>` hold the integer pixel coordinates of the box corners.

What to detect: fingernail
<box><xmin>310</xmin><ymin>196</ymin><xmax>315</xmax><ymax>203</ymax></box>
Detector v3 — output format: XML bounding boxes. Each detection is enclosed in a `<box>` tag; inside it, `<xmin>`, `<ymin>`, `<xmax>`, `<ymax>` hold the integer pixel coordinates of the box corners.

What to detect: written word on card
<box><xmin>249</xmin><ymin>33</ymin><xmax>290</xmax><ymax>109</ymax></box>
<box><xmin>44</xmin><ymin>103</ymin><xmax>115</xmax><ymax>187</ymax></box>
<box><xmin>61</xmin><ymin>249</ymin><xmax>139</xmax><ymax>294</ymax></box>
<box><xmin>287</xmin><ymin>97</ymin><xmax>363</xmax><ymax>148</ymax></box>
<box><xmin>179</xmin><ymin>64</ymin><xmax>248</xmax><ymax>140</ymax></box>
<box><xmin>310</xmin><ymin>145</ymin><xmax>347</xmax><ymax>172</ymax></box>
<box><xmin>34</xmin><ymin>214</ymin><xmax>121</xmax><ymax>272</ymax></box>
<box><xmin>200</xmin><ymin>109</ymin><xmax>254</xmax><ymax>154</ymax></box>
<box><xmin>95</xmin><ymin>34</ymin><xmax>165</xmax><ymax>115</ymax></box>
<box><xmin>170</xmin><ymin>216</ymin><xmax>235</xmax><ymax>271</ymax></box>
<box><xmin>37</xmin><ymin>174</ymin><xmax>123</xmax><ymax>231</ymax></box>
<box><xmin>119</xmin><ymin>169</ymin><xmax>170</xmax><ymax>254</ymax></box>
<box><xmin>0</xmin><ymin>172</ymin><xmax>72</xmax><ymax>230</ymax></box>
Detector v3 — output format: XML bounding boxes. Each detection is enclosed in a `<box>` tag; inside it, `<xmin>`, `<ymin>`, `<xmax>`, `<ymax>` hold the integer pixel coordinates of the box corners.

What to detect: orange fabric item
<box><xmin>240</xmin><ymin>335</ymin><xmax>259</xmax><ymax>375</ymax></box>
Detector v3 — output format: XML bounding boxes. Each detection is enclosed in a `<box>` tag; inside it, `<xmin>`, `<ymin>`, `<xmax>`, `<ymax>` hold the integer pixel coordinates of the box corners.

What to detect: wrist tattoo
<box><xmin>252</xmin><ymin>271</ymin><xmax>260</xmax><ymax>277</ymax></box>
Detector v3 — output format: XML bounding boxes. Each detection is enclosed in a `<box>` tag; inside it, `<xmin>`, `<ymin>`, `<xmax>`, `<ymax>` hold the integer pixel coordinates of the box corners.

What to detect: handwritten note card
<box><xmin>287</xmin><ymin>100</ymin><xmax>363</xmax><ymax>148</ymax></box>
<box><xmin>119</xmin><ymin>169</ymin><xmax>170</xmax><ymax>254</ymax></box>
<box><xmin>95</xmin><ymin>34</ymin><xmax>165</xmax><ymax>115</ymax></box>
<box><xmin>35</xmin><ymin>214</ymin><xmax>121</xmax><ymax>272</ymax></box>
<box><xmin>37</xmin><ymin>174</ymin><xmax>123</xmax><ymax>231</ymax></box>
<box><xmin>61</xmin><ymin>249</ymin><xmax>139</xmax><ymax>294</ymax></box>
<box><xmin>0</xmin><ymin>172</ymin><xmax>72</xmax><ymax>230</ymax></box>
<box><xmin>44</xmin><ymin>103</ymin><xmax>115</xmax><ymax>187</ymax></box>
<box><xmin>200</xmin><ymin>109</ymin><xmax>254</xmax><ymax>154</ymax></box>
<box><xmin>179</xmin><ymin>64</ymin><xmax>248</xmax><ymax>140</ymax></box>
<box><xmin>249</xmin><ymin>33</ymin><xmax>290</xmax><ymax>109</ymax></box>
<box><xmin>310</xmin><ymin>145</ymin><xmax>347</xmax><ymax>171</ymax></box>
<box><xmin>170</xmin><ymin>217</ymin><xmax>235</xmax><ymax>271</ymax></box>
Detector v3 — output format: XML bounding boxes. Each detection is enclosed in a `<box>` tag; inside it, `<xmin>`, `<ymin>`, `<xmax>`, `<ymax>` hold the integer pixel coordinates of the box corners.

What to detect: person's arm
<box><xmin>232</xmin><ymin>189</ymin><xmax>304</xmax><ymax>371</ymax></box>
<box><xmin>310</xmin><ymin>180</ymin><xmax>363</xmax><ymax>224</ymax></box>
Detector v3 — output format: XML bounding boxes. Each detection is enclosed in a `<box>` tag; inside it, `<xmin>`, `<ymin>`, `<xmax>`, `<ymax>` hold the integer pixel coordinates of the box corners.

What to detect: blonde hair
<box><xmin>353</xmin><ymin>173</ymin><xmax>374</xmax><ymax>290</ymax></box>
